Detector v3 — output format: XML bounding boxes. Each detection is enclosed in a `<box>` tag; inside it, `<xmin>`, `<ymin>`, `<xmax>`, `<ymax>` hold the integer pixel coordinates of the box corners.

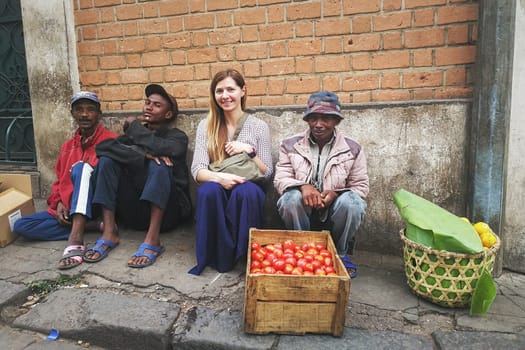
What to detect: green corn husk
<box><xmin>394</xmin><ymin>189</ymin><xmax>483</xmax><ymax>254</ymax></box>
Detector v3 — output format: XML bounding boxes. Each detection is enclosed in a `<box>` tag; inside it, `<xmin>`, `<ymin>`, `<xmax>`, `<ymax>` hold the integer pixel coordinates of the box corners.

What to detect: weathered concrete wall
<box><xmin>104</xmin><ymin>100</ymin><xmax>470</xmax><ymax>256</ymax></box>
<box><xmin>504</xmin><ymin>1</ymin><xmax>525</xmax><ymax>273</ymax></box>
<box><xmin>20</xmin><ymin>0</ymin><xmax>78</xmax><ymax>198</ymax></box>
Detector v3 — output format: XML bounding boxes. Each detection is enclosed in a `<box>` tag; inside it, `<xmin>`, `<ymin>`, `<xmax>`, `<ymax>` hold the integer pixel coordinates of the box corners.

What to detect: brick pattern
<box><xmin>74</xmin><ymin>0</ymin><xmax>478</xmax><ymax>110</ymax></box>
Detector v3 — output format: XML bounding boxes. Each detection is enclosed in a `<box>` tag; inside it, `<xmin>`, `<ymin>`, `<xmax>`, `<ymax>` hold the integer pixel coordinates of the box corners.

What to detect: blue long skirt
<box><xmin>188</xmin><ymin>181</ymin><xmax>265</xmax><ymax>275</ymax></box>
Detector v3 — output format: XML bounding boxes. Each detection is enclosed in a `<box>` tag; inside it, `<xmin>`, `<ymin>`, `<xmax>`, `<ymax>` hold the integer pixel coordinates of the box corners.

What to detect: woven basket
<box><xmin>400</xmin><ymin>229</ymin><xmax>500</xmax><ymax>308</ymax></box>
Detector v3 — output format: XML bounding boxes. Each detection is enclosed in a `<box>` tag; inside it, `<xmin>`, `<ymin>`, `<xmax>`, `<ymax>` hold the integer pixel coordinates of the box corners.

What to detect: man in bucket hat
<box><xmin>273</xmin><ymin>91</ymin><xmax>369</xmax><ymax>278</ymax></box>
<box><xmin>13</xmin><ymin>91</ymin><xmax>117</xmax><ymax>269</ymax></box>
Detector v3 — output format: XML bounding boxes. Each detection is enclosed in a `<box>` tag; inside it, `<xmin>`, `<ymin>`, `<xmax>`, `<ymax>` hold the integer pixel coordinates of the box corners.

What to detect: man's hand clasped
<box><xmin>300</xmin><ymin>184</ymin><xmax>337</xmax><ymax>209</ymax></box>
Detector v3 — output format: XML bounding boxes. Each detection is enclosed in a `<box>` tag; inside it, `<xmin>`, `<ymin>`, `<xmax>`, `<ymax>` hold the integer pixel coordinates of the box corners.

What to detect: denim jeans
<box><xmin>277</xmin><ymin>189</ymin><xmax>366</xmax><ymax>256</ymax></box>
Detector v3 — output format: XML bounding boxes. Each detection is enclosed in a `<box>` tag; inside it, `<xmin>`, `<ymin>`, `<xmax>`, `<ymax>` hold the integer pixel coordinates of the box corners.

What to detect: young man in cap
<box><xmin>273</xmin><ymin>91</ymin><xmax>369</xmax><ymax>278</ymax></box>
<box><xmin>13</xmin><ymin>91</ymin><xmax>117</xmax><ymax>269</ymax></box>
<box><xmin>83</xmin><ymin>84</ymin><xmax>192</xmax><ymax>268</ymax></box>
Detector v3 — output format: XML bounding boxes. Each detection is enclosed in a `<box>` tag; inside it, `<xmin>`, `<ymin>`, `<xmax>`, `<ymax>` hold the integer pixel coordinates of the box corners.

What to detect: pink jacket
<box><xmin>273</xmin><ymin>129</ymin><xmax>369</xmax><ymax>198</ymax></box>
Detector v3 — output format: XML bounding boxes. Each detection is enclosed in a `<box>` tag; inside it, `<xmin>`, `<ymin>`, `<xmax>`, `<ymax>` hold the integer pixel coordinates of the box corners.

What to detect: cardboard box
<box><xmin>243</xmin><ymin>229</ymin><xmax>350</xmax><ymax>337</ymax></box>
<box><xmin>0</xmin><ymin>174</ymin><xmax>35</xmax><ymax>247</ymax></box>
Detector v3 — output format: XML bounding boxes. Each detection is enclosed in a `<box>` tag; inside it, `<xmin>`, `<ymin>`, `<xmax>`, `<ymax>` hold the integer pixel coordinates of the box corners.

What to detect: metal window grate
<box><xmin>0</xmin><ymin>0</ymin><xmax>35</xmax><ymax>166</ymax></box>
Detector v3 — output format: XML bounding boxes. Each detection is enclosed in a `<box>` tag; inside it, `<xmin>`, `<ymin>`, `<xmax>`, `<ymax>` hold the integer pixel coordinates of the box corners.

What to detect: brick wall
<box><xmin>74</xmin><ymin>0</ymin><xmax>478</xmax><ymax>111</ymax></box>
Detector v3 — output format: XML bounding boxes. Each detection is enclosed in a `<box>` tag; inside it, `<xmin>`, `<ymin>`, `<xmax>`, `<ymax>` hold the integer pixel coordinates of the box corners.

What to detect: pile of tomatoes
<box><xmin>249</xmin><ymin>239</ymin><xmax>338</xmax><ymax>276</ymax></box>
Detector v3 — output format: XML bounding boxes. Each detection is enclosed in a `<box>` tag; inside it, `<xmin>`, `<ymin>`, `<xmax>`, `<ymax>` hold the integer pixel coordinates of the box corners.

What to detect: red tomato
<box><xmin>283</xmin><ymin>239</ymin><xmax>295</xmax><ymax>251</ymax></box>
<box><xmin>261</xmin><ymin>259</ymin><xmax>273</xmax><ymax>268</ymax></box>
<box><xmin>263</xmin><ymin>266</ymin><xmax>276</xmax><ymax>274</ymax></box>
<box><xmin>325</xmin><ymin>266</ymin><xmax>335</xmax><ymax>274</ymax></box>
<box><xmin>303</xmin><ymin>270</ymin><xmax>314</xmax><ymax>276</ymax></box>
<box><xmin>251</xmin><ymin>251</ymin><xmax>264</xmax><ymax>262</ymax></box>
<box><xmin>266</xmin><ymin>253</ymin><xmax>277</xmax><ymax>263</ymax></box>
<box><xmin>296</xmin><ymin>258</ymin><xmax>307</xmax><ymax>270</ymax></box>
<box><xmin>283</xmin><ymin>248</ymin><xmax>295</xmax><ymax>256</ymax></box>
<box><xmin>251</xmin><ymin>260</ymin><xmax>262</xmax><ymax>269</ymax></box>
<box><xmin>284</xmin><ymin>257</ymin><xmax>297</xmax><ymax>266</ymax></box>
<box><xmin>304</xmin><ymin>254</ymin><xmax>314</xmax><ymax>263</ymax></box>
<box><xmin>313</xmin><ymin>254</ymin><xmax>325</xmax><ymax>263</ymax></box>
<box><xmin>282</xmin><ymin>253</ymin><xmax>295</xmax><ymax>260</ymax></box>
<box><xmin>294</xmin><ymin>250</ymin><xmax>305</xmax><ymax>259</ymax></box>
<box><xmin>306</xmin><ymin>248</ymin><xmax>319</xmax><ymax>256</ymax></box>
<box><xmin>251</xmin><ymin>241</ymin><xmax>261</xmax><ymax>250</ymax></box>
<box><xmin>273</xmin><ymin>242</ymin><xmax>283</xmax><ymax>250</ymax></box>
<box><xmin>311</xmin><ymin>260</ymin><xmax>322</xmax><ymax>271</ymax></box>
<box><xmin>315</xmin><ymin>243</ymin><xmax>326</xmax><ymax>251</ymax></box>
<box><xmin>275</xmin><ymin>270</ymin><xmax>284</xmax><ymax>274</ymax></box>
<box><xmin>324</xmin><ymin>257</ymin><xmax>333</xmax><ymax>267</ymax></box>
<box><xmin>301</xmin><ymin>243</ymin><xmax>310</xmax><ymax>252</ymax></box>
<box><xmin>319</xmin><ymin>249</ymin><xmax>332</xmax><ymax>258</ymax></box>
<box><xmin>283</xmin><ymin>264</ymin><xmax>294</xmax><ymax>274</ymax></box>
<box><xmin>315</xmin><ymin>268</ymin><xmax>326</xmax><ymax>276</ymax></box>
<box><xmin>273</xmin><ymin>248</ymin><xmax>284</xmax><ymax>259</ymax></box>
<box><xmin>304</xmin><ymin>262</ymin><xmax>314</xmax><ymax>272</ymax></box>
<box><xmin>265</xmin><ymin>244</ymin><xmax>275</xmax><ymax>252</ymax></box>
<box><xmin>291</xmin><ymin>267</ymin><xmax>303</xmax><ymax>275</ymax></box>
<box><xmin>273</xmin><ymin>259</ymin><xmax>286</xmax><ymax>271</ymax></box>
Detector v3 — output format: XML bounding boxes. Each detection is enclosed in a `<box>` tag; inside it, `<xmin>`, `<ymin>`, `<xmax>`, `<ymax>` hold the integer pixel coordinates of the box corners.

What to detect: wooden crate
<box><xmin>243</xmin><ymin>228</ymin><xmax>350</xmax><ymax>337</ymax></box>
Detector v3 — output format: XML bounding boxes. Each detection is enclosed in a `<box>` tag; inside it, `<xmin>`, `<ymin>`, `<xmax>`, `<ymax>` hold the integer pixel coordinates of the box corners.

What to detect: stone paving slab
<box><xmin>433</xmin><ymin>330</ymin><xmax>525</xmax><ymax>350</ymax></box>
<box><xmin>277</xmin><ymin>328</ymin><xmax>434</xmax><ymax>350</ymax></box>
<box><xmin>0</xmin><ymin>280</ymin><xmax>30</xmax><ymax>309</ymax></box>
<box><xmin>0</xmin><ymin>325</ymin><xmax>106</xmax><ymax>350</ymax></box>
<box><xmin>172</xmin><ymin>306</ymin><xmax>276</xmax><ymax>350</ymax></box>
<box><xmin>457</xmin><ymin>313</ymin><xmax>525</xmax><ymax>333</ymax></box>
<box><xmin>349</xmin><ymin>266</ymin><xmax>419</xmax><ymax>311</ymax></box>
<box><xmin>12</xmin><ymin>289</ymin><xmax>180</xmax><ymax>350</ymax></box>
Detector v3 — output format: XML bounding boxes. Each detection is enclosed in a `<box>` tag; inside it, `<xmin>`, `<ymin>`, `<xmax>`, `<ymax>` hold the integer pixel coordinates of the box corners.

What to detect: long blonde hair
<box><xmin>206</xmin><ymin>69</ymin><xmax>247</xmax><ymax>163</ymax></box>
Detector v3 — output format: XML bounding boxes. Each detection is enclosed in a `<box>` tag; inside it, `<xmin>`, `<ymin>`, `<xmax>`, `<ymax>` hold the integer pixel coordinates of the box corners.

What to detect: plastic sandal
<box><xmin>341</xmin><ymin>255</ymin><xmax>358</xmax><ymax>278</ymax></box>
<box><xmin>58</xmin><ymin>245</ymin><xmax>85</xmax><ymax>270</ymax></box>
<box><xmin>83</xmin><ymin>238</ymin><xmax>119</xmax><ymax>263</ymax></box>
<box><xmin>128</xmin><ymin>243</ymin><xmax>165</xmax><ymax>268</ymax></box>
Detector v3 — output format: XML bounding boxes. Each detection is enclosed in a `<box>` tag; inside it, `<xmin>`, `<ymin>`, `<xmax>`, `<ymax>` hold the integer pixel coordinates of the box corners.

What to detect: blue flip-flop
<box><xmin>341</xmin><ymin>255</ymin><xmax>358</xmax><ymax>278</ymax></box>
<box><xmin>83</xmin><ymin>238</ymin><xmax>119</xmax><ymax>263</ymax></box>
<box><xmin>128</xmin><ymin>243</ymin><xmax>165</xmax><ymax>268</ymax></box>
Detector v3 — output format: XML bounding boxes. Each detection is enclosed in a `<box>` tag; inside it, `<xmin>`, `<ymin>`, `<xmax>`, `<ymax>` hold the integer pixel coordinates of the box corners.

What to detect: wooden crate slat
<box><xmin>244</xmin><ymin>229</ymin><xmax>351</xmax><ymax>337</ymax></box>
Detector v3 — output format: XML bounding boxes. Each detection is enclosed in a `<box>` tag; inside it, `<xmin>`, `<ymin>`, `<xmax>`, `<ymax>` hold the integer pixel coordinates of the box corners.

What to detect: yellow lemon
<box><xmin>473</xmin><ymin>222</ymin><xmax>491</xmax><ymax>236</ymax></box>
<box><xmin>480</xmin><ymin>232</ymin><xmax>496</xmax><ymax>248</ymax></box>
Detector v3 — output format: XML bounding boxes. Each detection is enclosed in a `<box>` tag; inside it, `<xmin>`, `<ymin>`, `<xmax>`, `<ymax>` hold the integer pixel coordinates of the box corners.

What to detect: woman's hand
<box><xmin>196</xmin><ymin>168</ymin><xmax>247</xmax><ymax>190</ymax></box>
<box><xmin>216</xmin><ymin>172</ymin><xmax>246</xmax><ymax>190</ymax></box>
<box><xmin>224</xmin><ymin>141</ymin><xmax>253</xmax><ymax>156</ymax></box>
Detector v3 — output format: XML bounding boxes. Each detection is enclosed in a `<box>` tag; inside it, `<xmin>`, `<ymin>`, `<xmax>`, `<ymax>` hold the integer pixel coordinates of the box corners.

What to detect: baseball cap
<box><xmin>303</xmin><ymin>91</ymin><xmax>343</xmax><ymax>120</ymax></box>
<box><xmin>71</xmin><ymin>91</ymin><xmax>100</xmax><ymax>106</ymax></box>
<box><xmin>145</xmin><ymin>84</ymin><xmax>179</xmax><ymax>116</ymax></box>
